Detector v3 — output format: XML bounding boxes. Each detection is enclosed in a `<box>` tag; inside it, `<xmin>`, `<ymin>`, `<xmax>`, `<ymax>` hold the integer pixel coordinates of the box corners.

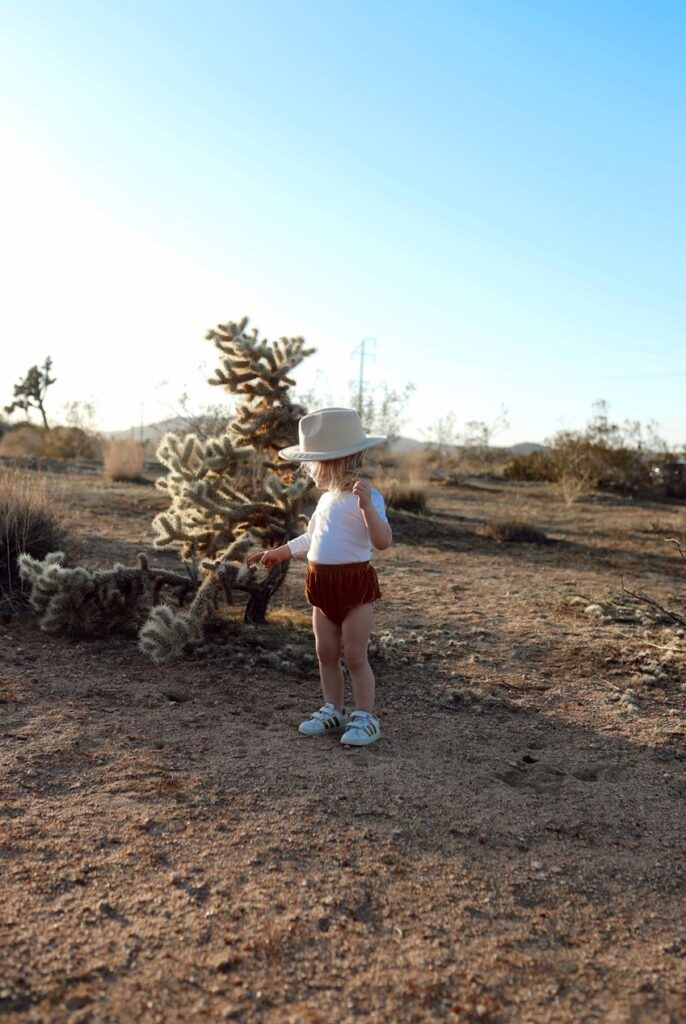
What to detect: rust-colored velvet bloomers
<box><xmin>305</xmin><ymin>561</ymin><xmax>381</xmax><ymax>626</ymax></box>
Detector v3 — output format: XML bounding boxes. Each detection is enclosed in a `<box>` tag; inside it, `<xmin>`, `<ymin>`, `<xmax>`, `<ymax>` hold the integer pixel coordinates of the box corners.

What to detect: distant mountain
<box><xmin>388</xmin><ymin>436</ymin><xmax>425</xmax><ymax>454</ymax></box>
<box><xmin>388</xmin><ymin>437</ymin><xmax>547</xmax><ymax>455</ymax></box>
<box><xmin>106</xmin><ymin>421</ymin><xmax>548</xmax><ymax>456</ymax></box>
<box><xmin>105</xmin><ymin>417</ymin><xmax>192</xmax><ymax>443</ymax></box>
<box><xmin>506</xmin><ymin>442</ymin><xmax>547</xmax><ymax>455</ymax></box>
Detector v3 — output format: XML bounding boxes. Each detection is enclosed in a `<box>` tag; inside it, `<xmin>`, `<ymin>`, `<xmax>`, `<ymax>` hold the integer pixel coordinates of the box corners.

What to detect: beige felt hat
<box><xmin>279</xmin><ymin>408</ymin><xmax>386</xmax><ymax>462</ymax></box>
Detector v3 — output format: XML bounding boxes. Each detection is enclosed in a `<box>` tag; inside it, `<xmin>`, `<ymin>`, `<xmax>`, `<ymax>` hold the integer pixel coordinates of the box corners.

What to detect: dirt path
<box><xmin>1</xmin><ymin>475</ymin><xmax>685</xmax><ymax>1022</ymax></box>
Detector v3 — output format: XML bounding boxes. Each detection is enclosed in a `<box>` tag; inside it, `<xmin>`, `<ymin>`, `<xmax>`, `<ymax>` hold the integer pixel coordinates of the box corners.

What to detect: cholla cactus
<box><xmin>18</xmin><ymin>317</ymin><xmax>316</xmax><ymax>662</ymax></box>
<box><xmin>18</xmin><ymin>551</ymin><xmax>194</xmax><ymax>637</ymax></box>
<box><xmin>146</xmin><ymin>316</ymin><xmax>315</xmax><ymax>653</ymax></box>
<box><xmin>206</xmin><ymin>317</ymin><xmax>312</xmax><ymax>452</ymax></box>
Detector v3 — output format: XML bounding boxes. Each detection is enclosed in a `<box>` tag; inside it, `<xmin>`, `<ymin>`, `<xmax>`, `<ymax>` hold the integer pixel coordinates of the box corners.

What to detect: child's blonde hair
<box><xmin>302</xmin><ymin>450</ymin><xmax>367</xmax><ymax>492</ymax></box>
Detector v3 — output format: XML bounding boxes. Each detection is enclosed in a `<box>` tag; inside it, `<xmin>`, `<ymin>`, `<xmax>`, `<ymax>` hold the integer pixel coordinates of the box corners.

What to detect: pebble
<box><xmin>163</xmin><ymin>689</ymin><xmax>191</xmax><ymax>703</ymax></box>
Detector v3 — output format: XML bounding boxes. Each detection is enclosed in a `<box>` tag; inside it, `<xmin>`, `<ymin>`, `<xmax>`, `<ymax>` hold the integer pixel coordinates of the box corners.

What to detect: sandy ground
<box><xmin>1</xmin><ymin>471</ymin><xmax>685</xmax><ymax>1023</ymax></box>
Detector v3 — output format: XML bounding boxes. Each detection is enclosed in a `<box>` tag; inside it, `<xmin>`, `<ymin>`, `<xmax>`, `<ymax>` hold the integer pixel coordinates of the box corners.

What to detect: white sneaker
<box><xmin>298</xmin><ymin>702</ymin><xmax>349</xmax><ymax>736</ymax></box>
<box><xmin>340</xmin><ymin>710</ymin><xmax>381</xmax><ymax>746</ymax></box>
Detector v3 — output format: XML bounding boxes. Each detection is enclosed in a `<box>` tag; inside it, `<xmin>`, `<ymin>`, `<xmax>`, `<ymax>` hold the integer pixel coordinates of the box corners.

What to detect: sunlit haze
<box><xmin>1</xmin><ymin>2</ymin><xmax>684</xmax><ymax>445</ymax></box>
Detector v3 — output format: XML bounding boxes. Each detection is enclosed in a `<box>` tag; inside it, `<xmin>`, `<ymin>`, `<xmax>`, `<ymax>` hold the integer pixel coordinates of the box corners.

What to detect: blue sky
<box><xmin>1</xmin><ymin>0</ymin><xmax>684</xmax><ymax>444</ymax></box>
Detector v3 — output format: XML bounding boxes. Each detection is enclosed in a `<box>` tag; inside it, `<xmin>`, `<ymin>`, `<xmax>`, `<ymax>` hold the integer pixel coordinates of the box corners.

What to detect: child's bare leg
<box><xmin>312</xmin><ymin>608</ymin><xmax>344</xmax><ymax>708</ymax></box>
<box><xmin>341</xmin><ymin>603</ymin><xmax>375</xmax><ymax>713</ymax></box>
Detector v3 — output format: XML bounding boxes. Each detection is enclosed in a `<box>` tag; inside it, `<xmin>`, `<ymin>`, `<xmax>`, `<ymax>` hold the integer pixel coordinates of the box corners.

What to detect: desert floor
<box><xmin>1</xmin><ymin>469</ymin><xmax>685</xmax><ymax>1023</ymax></box>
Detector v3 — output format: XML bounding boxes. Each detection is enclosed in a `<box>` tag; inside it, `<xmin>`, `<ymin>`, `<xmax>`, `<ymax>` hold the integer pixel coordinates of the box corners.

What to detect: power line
<box><xmin>594</xmin><ymin>371</ymin><xmax>686</xmax><ymax>381</ymax></box>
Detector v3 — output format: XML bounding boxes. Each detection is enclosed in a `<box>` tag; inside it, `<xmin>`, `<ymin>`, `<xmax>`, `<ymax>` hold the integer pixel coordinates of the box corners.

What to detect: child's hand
<box><xmin>352</xmin><ymin>476</ymin><xmax>372</xmax><ymax>510</ymax></box>
<box><xmin>247</xmin><ymin>546</ymin><xmax>288</xmax><ymax>570</ymax></box>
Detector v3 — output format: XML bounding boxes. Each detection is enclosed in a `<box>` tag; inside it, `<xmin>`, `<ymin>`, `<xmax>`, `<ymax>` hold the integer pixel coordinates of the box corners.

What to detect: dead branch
<box><xmin>615</xmin><ymin>563</ymin><xmax>686</xmax><ymax>628</ymax></box>
<box><xmin>666</xmin><ymin>537</ymin><xmax>686</xmax><ymax>564</ymax></box>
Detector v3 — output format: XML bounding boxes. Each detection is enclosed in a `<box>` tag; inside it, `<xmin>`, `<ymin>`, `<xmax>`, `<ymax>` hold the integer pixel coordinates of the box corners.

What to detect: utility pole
<box><xmin>351</xmin><ymin>338</ymin><xmax>376</xmax><ymax>417</ymax></box>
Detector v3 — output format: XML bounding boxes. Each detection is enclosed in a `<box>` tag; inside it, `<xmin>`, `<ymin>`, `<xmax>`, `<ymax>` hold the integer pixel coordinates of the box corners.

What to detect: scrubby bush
<box><xmin>377</xmin><ymin>453</ymin><xmax>430</xmax><ymax>513</ymax></box>
<box><xmin>649</xmin><ymin>454</ymin><xmax>686</xmax><ymax>499</ymax></box>
<box><xmin>103</xmin><ymin>439</ymin><xmax>145</xmax><ymax>481</ymax></box>
<box><xmin>424</xmin><ymin>408</ymin><xmax>509</xmax><ymax>475</ymax></box>
<box><xmin>41</xmin><ymin>426</ymin><xmax>101</xmax><ymax>460</ymax></box>
<box><xmin>0</xmin><ymin>470</ymin><xmax>65</xmax><ymax>610</ymax></box>
<box><xmin>0</xmin><ymin>423</ymin><xmax>101</xmax><ymax>460</ymax></box>
<box><xmin>503</xmin><ymin>449</ymin><xmax>556</xmax><ymax>482</ymax></box>
<box><xmin>385</xmin><ymin>482</ymin><xmax>428</xmax><ymax>514</ymax></box>
<box><xmin>483</xmin><ymin>518</ymin><xmax>549</xmax><ymax>544</ymax></box>
<box><xmin>503</xmin><ymin>402</ymin><xmax>684</xmax><ymax>501</ymax></box>
<box><xmin>0</xmin><ymin>423</ymin><xmax>44</xmax><ymax>458</ymax></box>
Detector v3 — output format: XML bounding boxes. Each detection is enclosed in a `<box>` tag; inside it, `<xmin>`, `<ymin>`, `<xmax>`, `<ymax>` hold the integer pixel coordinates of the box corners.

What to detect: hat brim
<box><xmin>278</xmin><ymin>436</ymin><xmax>386</xmax><ymax>462</ymax></box>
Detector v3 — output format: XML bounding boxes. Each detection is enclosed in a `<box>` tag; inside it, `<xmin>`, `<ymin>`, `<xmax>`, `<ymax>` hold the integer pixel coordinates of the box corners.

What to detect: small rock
<box><xmin>210</xmin><ymin>953</ymin><xmax>240</xmax><ymax>974</ymax></box>
<box><xmin>65</xmin><ymin>996</ymin><xmax>93</xmax><ymax>1011</ymax></box>
<box><xmin>584</xmin><ymin>604</ymin><xmax>604</xmax><ymax>617</ymax></box>
<box><xmin>163</xmin><ymin>689</ymin><xmax>192</xmax><ymax>703</ymax></box>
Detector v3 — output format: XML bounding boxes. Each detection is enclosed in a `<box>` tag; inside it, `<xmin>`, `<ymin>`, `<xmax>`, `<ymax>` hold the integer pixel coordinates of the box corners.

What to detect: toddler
<box><xmin>248</xmin><ymin>408</ymin><xmax>391</xmax><ymax>746</ymax></box>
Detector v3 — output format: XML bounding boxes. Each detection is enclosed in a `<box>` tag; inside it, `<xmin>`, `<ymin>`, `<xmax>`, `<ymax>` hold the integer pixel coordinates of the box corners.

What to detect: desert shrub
<box><xmin>103</xmin><ymin>439</ymin><xmax>145</xmax><ymax>481</ymax></box>
<box><xmin>505</xmin><ymin>438</ymin><xmax>652</xmax><ymax>498</ymax></box>
<box><xmin>0</xmin><ymin>424</ymin><xmax>100</xmax><ymax>461</ymax></box>
<box><xmin>503</xmin><ymin>449</ymin><xmax>556</xmax><ymax>482</ymax></box>
<box><xmin>355</xmin><ymin>380</ymin><xmax>415</xmax><ymax>445</ymax></box>
<box><xmin>484</xmin><ymin>518</ymin><xmax>549</xmax><ymax>544</ymax></box>
<box><xmin>649</xmin><ymin>454</ymin><xmax>686</xmax><ymax>500</ymax></box>
<box><xmin>440</xmin><ymin>473</ymin><xmax>464</xmax><ymax>487</ymax></box>
<box><xmin>0</xmin><ymin>470</ymin><xmax>65</xmax><ymax>608</ymax></box>
<box><xmin>423</xmin><ymin>408</ymin><xmax>509</xmax><ymax>476</ymax></box>
<box><xmin>385</xmin><ymin>482</ymin><xmax>428</xmax><ymax>514</ymax></box>
<box><xmin>554</xmin><ymin>433</ymin><xmax>653</xmax><ymax>497</ymax></box>
<box><xmin>504</xmin><ymin>403</ymin><xmax>682</xmax><ymax>502</ymax></box>
<box><xmin>41</xmin><ymin>426</ymin><xmax>101</xmax><ymax>460</ymax></box>
<box><xmin>376</xmin><ymin>453</ymin><xmax>430</xmax><ymax>513</ymax></box>
<box><xmin>0</xmin><ymin>423</ymin><xmax>45</xmax><ymax>458</ymax></box>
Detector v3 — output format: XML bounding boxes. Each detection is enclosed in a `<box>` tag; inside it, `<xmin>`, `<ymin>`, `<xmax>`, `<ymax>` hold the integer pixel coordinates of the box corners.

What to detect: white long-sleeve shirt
<box><xmin>287</xmin><ymin>489</ymin><xmax>389</xmax><ymax>564</ymax></box>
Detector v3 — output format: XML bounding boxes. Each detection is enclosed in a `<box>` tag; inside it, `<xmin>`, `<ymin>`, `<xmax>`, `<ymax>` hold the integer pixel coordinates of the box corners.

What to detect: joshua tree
<box><xmin>5</xmin><ymin>358</ymin><xmax>56</xmax><ymax>429</ymax></box>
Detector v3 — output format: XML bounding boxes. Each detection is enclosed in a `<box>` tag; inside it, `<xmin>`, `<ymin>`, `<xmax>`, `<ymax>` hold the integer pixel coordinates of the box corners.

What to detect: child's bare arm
<box><xmin>353</xmin><ymin>478</ymin><xmax>392</xmax><ymax>550</ymax></box>
<box><xmin>247</xmin><ymin>544</ymin><xmax>292</xmax><ymax>570</ymax></box>
<box><xmin>362</xmin><ymin>504</ymin><xmax>392</xmax><ymax>550</ymax></box>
